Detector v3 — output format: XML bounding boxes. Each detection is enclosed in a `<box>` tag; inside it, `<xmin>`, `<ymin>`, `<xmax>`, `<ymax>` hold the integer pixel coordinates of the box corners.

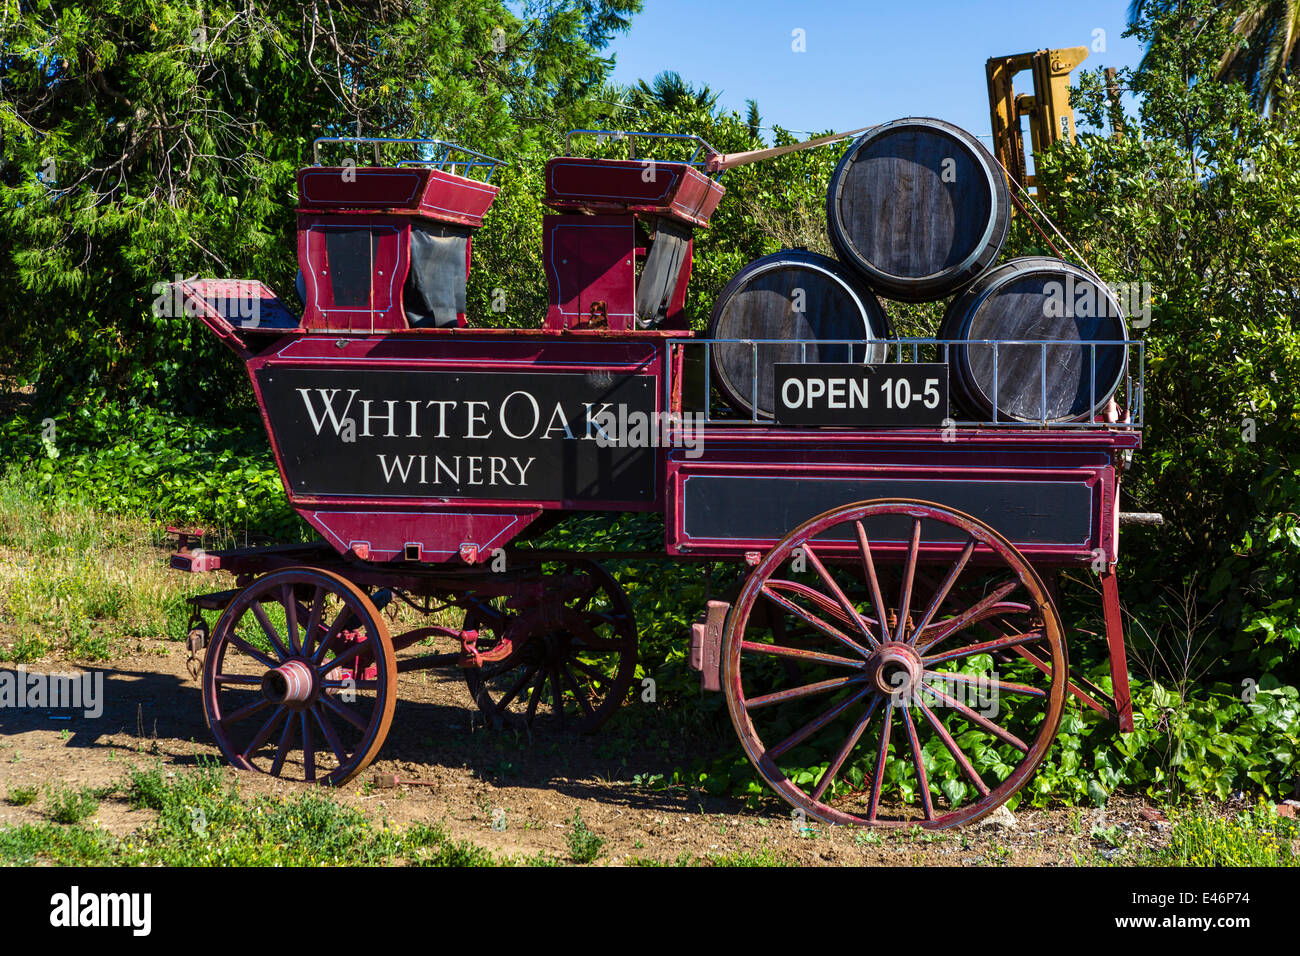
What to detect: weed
<box><xmin>567</xmin><ymin>810</ymin><xmax>604</xmax><ymax>864</ymax></box>
<box><xmin>6</xmin><ymin>786</ymin><xmax>38</xmax><ymax>806</ymax></box>
<box><xmin>47</xmin><ymin>786</ymin><xmax>99</xmax><ymax>825</ymax></box>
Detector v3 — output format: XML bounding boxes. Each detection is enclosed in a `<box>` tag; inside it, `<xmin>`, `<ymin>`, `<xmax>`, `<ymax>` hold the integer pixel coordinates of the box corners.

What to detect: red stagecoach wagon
<box><xmin>171</xmin><ymin>132</ymin><xmax>1148</xmax><ymax>828</ymax></box>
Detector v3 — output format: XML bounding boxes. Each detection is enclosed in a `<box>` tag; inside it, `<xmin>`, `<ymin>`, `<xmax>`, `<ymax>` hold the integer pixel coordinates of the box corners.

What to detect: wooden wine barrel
<box><xmin>827</xmin><ymin>118</ymin><xmax>1010</xmax><ymax>301</ymax></box>
<box><xmin>707</xmin><ymin>250</ymin><xmax>893</xmax><ymax>420</ymax></box>
<box><xmin>939</xmin><ymin>257</ymin><xmax>1129</xmax><ymax>423</ymax></box>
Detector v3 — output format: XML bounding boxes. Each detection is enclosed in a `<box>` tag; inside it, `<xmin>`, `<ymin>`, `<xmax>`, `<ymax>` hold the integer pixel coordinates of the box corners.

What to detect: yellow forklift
<box><xmin>986</xmin><ymin>45</ymin><xmax>1120</xmax><ymax>198</ymax></box>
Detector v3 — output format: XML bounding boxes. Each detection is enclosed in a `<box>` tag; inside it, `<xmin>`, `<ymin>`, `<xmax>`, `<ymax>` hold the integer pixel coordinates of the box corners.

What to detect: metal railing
<box><xmin>311</xmin><ymin>137</ymin><xmax>506</xmax><ymax>181</ymax></box>
<box><xmin>666</xmin><ymin>337</ymin><xmax>1145</xmax><ymax>429</ymax></box>
<box><xmin>563</xmin><ymin>129</ymin><xmax>720</xmax><ymax>174</ymax></box>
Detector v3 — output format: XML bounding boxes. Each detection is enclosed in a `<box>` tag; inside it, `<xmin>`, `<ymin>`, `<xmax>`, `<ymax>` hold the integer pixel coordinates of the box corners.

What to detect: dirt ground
<box><xmin>0</xmin><ymin>634</ymin><xmax>1178</xmax><ymax>866</ymax></box>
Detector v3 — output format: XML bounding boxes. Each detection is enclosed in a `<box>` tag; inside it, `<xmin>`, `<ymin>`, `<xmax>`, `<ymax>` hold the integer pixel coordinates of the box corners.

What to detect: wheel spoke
<box><xmin>915</xmin><ymin>697</ymin><xmax>990</xmax><ymax>797</ymax></box>
<box><xmin>214</xmin><ymin>674</ymin><xmax>262</xmax><ymax>685</ymax></box>
<box><xmin>924</xmin><ymin>629</ymin><xmax>1045</xmax><ymax>666</ymax></box>
<box><xmin>496</xmin><ymin>666</ymin><xmax>540</xmax><ymax>712</ymax></box>
<box><xmin>549</xmin><ymin>665</ymin><xmax>565</xmax><ymax>726</ymax></box>
<box><xmin>223</xmin><ymin>696</ymin><xmax>273</xmax><ymax>726</ymax></box>
<box><xmin>908</xmin><ymin>539</ymin><xmax>976</xmax><ymax>643</ymax></box>
<box><xmin>319</xmin><ymin>639</ymin><xmax>365</xmax><ymax>676</ymax></box>
<box><xmin>249</xmin><ymin>601</ymin><xmax>291</xmax><ymax>661</ymax></box>
<box><xmin>322</xmin><ymin>679</ymin><xmax>380</xmax><ymax>691</ymax></box>
<box><xmin>746</xmin><ymin>674</ymin><xmax>867</xmax><ymax>711</ymax></box>
<box><xmin>739</xmin><ymin>640</ymin><xmax>864</xmax><ymax>669</ymax></box>
<box><xmin>281</xmin><ymin>585</ymin><xmax>300</xmax><ymax>655</ymax></box>
<box><xmin>921</xmin><ymin>683</ymin><xmax>1029</xmax><ymax>753</ymax></box>
<box><xmin>313</xmin><ymin>706</ymin><xmax>349</xmax><ymax>764</ymax></box>
<box><xmin>524</xmin><ymin>670</ymin><xmax>546</xmax><ymax>723</ymax></box>
<box><xmin>225</xmin><ymin>634</ymin><xmax>277</xmax><ymax>670</ymax></box>
<box><xmin>920</xmin><ymin>579</ymin><xmax>1021</xmax><ymax>657</ymax></box>
<box><xmin>766</xmin><ymin>686</ymin><xmax>873</xmax><ymax>759</ymax></box>
<box><xmin>570</xmin><ymin>659</ymin><xmax>611</xmax><ymax>687</ymax></box>
<box><xmin>801</xmin><ymin>543</ymin><xmax>880</xmax><ymax>650</ymax></box>
<box><xmin>899</xmin><ymin>704</ymin><xmax>934</xmax><ymax>820</ymax></box>
<box><xmin>867</xmin><ymin>701</ymin><xmax>893</xmax><ymax>821</ymax></box>
<box><xmin>760</xmin><ymin>585</ymin><xmax>871</xmax><ymax>659</ymax></box>
<box><xmin>812</xmin><ymin>694</ymin><xmax>882</xmax><ymax>802</ymax></box>
<box><xmin>241</xmin><ymin>705</ymin><xmax>287</xmax><ymax>760</ymax></box>
<box><xmin>855</xmin><ymin>521</ymin><xmax>891</xmax><ymax>646</ymax></box>
<box><xmin>915</xmin><ymin>602</ymin><xmax>1030</xmax><ymax>651</ymax></box>
<box><xmin>302</xmin><ymin>586</ymin><xmax>325</xmax><ymax>659</ymax></box>
<box><xmin>895</xmin><ymin>519</ymin><xmax>923</xmax><ymax>643</ymax></box>
<box><xmin>767</xmin><ymin>579</ymin><xmax>879</xmax><ymax>632</ymax></box>
<box><xmin>312</xmin><ymin>607</ymin><xmax>357</xmax><ymax>665</ymax></box>
<box><xmin>319</xmin><ymin>690</ymin><xmax>369</xmax><ymax>732</ymax></box>
<box><xmin>924</xmin><ymin>670</ymin><xmax>1046</xmax><ymax>698</ymax></box>
<box><xmin>570</xmin><ymin>633</ymin><xmax>633</xmax><ymax>654</ymax></box>
<box><xmin>562</xmin><ymin>665</ymin><xmax>597</xmax><ymax>718</ymax></box>
<box><xmin>301</xmin><ymin>712</ymin><xmax>316</xmax><ymax>782</ymax></box>
<box><xmin>270</xmin><ymin>713</ymin><xmax>295</xmax><ymax>777</ymax></box>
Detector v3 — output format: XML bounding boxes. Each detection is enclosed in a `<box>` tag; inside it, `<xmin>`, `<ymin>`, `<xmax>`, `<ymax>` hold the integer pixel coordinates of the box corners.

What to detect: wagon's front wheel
<box><xmin>724</xmin><ymin>498</ymin><xmax>1066</xmax><ymax>828</ymax></box>
<box><xmin>202</xmin><ymin>567</ymin><xmax>397</xmax><ymax>785</ymax></box>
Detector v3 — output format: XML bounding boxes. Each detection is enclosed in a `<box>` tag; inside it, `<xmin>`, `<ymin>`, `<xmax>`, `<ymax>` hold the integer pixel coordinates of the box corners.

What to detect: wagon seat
<box><xmin>540</xmin><ymin>131</ymin><xmax>725</xmax><ymax>331</ymax></box>
<box><xmin>295</xmin><ymin>150</ymin><xmax>501</xmax><ymax>333</ymax></box>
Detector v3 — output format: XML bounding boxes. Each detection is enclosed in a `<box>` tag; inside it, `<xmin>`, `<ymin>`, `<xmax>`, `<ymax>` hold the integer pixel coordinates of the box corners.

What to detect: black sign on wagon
<box><xmin>774</xmin><ymin>363</ymin><xmax>949</xmax><ymax>427</ymax></box>
<box><xmin>256</xmin><ymin>366</ymin><xmax>657</xmax><ymax>502</ymax></box>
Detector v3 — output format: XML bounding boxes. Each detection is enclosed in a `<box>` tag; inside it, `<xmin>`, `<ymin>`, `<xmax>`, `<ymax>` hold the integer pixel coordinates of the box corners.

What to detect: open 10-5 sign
<box><xmin>774</xmin><ymin>363</ymin><xmax>949</xmax><ymax>426</ymax></box>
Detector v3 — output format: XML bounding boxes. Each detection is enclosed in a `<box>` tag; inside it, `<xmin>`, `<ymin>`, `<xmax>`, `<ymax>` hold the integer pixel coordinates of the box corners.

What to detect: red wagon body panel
<box><xmin>666</xmin><ymin>427</ymin><xmax>1138</xmax><ymax>565</ymax></box>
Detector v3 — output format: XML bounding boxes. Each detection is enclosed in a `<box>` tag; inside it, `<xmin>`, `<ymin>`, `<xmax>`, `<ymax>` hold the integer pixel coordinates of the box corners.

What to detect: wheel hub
<box><xmin>261</xmin><ymin>659</ymin><xmax>314</xmax><ymax>706</ymax></box>
<box><xmin>866</xmin><ymin>642</ymin><xmax>923</xmax><ymax>698</ymax></box>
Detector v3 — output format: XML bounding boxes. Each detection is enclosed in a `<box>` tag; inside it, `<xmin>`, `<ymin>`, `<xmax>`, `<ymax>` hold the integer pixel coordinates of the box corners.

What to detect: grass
<box><xmin>1125</xmin><ymin>801</ymin><xmax>1299</xmax><ymax>867</ymax></box>
<box><xmin>629</xmin><ymin>848</ymin><xmax>795</xmax><ymax>866</ymax></box>
<box><xmin>0</xmin><ymin>477</ymin><xmax>205</xmax><ymax>662</ymax></box>
<box><xmin>0</xmin><ymin>762</ymin><xmax>618</xmax><ymax>867</ymax></box>
<box><xmin>0</xmin><ymin>761</ymin><xmax>556</xmax><ymax>867</ymax></box>
<box><xmin>0</xmin><ymin>475</ymin><xmax>462</xmax><ymax>663</ymax></box>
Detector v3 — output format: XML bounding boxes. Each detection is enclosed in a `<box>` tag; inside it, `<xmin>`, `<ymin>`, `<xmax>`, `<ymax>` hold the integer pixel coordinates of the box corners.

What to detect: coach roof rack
<box><xmin>311</xmin><ymin>137</ymin><xmax>506</xmax><ymax>182</ymax></box>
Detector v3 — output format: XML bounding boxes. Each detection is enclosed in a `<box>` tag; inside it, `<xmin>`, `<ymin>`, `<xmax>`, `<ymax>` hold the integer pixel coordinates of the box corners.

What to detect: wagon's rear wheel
<box><xmin>202</xmin><ymin>567</ymin><xmax>396</xmax><ymax>785</ymax></box>
<box><xmin>463</xmin><ymin>558</ymin><xmax>637</xmax><ymax>733</ymax></box>
<box><xmin>724</xmin><ymin>498</ymin><xmax>1066</xmax><ymax>828</ymax></box>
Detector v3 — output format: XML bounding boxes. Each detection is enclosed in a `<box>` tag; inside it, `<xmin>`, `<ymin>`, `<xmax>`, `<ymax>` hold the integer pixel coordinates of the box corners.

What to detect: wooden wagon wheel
<box><xmin>463</xmin><ymin>558</ymin><xmax>638</xmax><ymax>733</ymax></box>
<box><xmin>202</xmin><ymin>567</ymin><xmax>397</xmax><ymax>785</ymax></box>
<box><xmin>724</xmin><ymin>498</ymin><xmax>1066</xmax><ymax>829</ymax></box>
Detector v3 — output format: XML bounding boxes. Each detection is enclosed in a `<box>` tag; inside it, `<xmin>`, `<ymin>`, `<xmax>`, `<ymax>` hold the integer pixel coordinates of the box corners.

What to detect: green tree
<box><xmin>0</xmin><ymin>0</ymin><xmax>640</xmax><ymax>413</ymax></box>
<box><xmin>628</xmin><ymin>70</ymin><xmax>721</xmax><ymax>114</ymax></box>
<box><xmin>1048</xmin><ymin>0</ymin><xmax>1300</xmax><ymax>676</ymax></box>
<box><xmin>1130</xmin><ymin>0</ymin><xmax>1300</xmax><ymax>114</ymax></box>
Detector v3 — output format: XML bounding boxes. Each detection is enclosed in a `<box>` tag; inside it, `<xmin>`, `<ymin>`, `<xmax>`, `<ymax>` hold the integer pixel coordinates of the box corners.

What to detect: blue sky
<box><xmin>606</xmin><ymin>0</ymin><xmax>1146</xmax><ymax>142</ymax></box>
